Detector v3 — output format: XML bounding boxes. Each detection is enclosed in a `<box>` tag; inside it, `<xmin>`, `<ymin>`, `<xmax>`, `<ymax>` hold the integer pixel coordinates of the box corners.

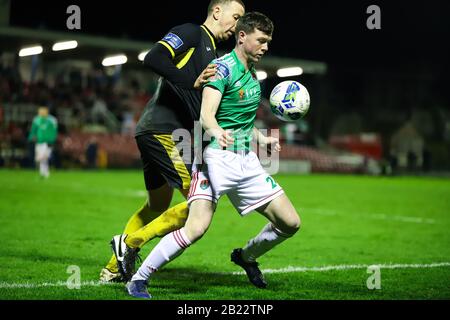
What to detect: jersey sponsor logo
<box><xmin>238</xmin><ymin>87</ymin><xmax>260</xmax><ymax>101</ymax></box>
<box><xmin>162</xmin><ymin>32</ymin><xmax>184</xmax><ymax>49</ymax></box>
<box><xmin>200</xmin><ymin>179</ymin><xmax>210</xmax><ymax>190</ymax></box>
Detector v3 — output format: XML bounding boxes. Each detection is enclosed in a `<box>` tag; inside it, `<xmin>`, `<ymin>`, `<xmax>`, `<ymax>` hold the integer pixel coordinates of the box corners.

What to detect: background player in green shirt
<box><xmin>28</xmin><ymin>106</ymin><xmax>58</xmax><ymax>179</ymax></box>
<box><xmin>124</xmin><ymin>12</ymin><xmax>301</xmax><ymax>299</ymax></box>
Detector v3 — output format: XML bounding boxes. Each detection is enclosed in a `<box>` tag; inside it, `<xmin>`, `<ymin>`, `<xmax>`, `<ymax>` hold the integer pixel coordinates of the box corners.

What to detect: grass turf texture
<box><xmin>0</xmin><ymin>169</ymin><xmax>449</xmax><ymax>300</ymax></box>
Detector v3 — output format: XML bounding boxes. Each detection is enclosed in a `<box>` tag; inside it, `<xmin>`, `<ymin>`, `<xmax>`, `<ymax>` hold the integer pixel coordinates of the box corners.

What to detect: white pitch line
<box><xmin>227</xmin><ymin>262</ymin><xmax>450</xmax><ymax>275</ymax></box>
<box><xmin>1</xmin><ymin>262</ymin><xmax>449</xmax><ymax>289</ymax></box>
<box><xmin>304</xmin><ymin>208</ymin><xmax>437</xmax><ymax>224</ymax></box>
<box><xmin>0</xmin><ymin>280</ymin><xmax>118</xmax><ymax>289</ymax></box>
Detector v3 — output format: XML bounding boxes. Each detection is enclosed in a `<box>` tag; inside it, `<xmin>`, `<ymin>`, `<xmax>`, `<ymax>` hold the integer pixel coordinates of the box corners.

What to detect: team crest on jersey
<box><xmin>162</xmin><ymin>33</ymin><xmax>184</xmax><ymax>49</ymax></box>
<box><xmin>239</xmin><ymin>89</ymin><xmax>245</xmax><ymax>100</ymax></box>
<box><xmin>200</xmin><ymin>179</ymin><xmax>209</xmax><ymax>190</ymax></box>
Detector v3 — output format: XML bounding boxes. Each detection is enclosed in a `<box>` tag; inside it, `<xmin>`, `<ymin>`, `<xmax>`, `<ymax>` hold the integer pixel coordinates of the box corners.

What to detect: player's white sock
<box><xmin>241</xmin><ymin>223</ymin><xmax>293</xmax><ymax>262</ymax></box>
<box><xmin>131</xmin><ymin>228</ymin><xmax>191</xmax><ymax>282</ymax></box>
<box><xmin>42</xmin><ymin>160</ymin><xmax>50</xmax><ymax>178</ymax></box>
<box><xmin>39</xmin><ymin>161</ymin><xmax>47</xmax><ymax>177</ymax></box>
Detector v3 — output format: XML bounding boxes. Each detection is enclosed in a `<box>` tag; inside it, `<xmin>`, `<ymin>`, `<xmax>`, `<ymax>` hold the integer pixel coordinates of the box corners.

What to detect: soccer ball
<box><xmin>269</xmin><ymin>80</ymin><xmax>310</xmax><ymax>121</ymax></box>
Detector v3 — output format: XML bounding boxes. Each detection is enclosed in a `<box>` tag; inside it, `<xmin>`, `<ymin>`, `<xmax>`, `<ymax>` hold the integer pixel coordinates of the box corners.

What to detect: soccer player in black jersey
<box><xmin>102</xmin><ymin>0</ymin><xmax>245</xmax><ymax>282</ymax></box>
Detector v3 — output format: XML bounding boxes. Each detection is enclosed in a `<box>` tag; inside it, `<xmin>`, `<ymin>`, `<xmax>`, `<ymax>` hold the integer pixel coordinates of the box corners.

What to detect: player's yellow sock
<box><xmin>105</xmin><ymin>201</ymin><xmax>161</xmax><ymax>273</ymax></box>
<box><xmin>125</xmin><ymin>201</ymin><xmax>189</xmax><ymax>249</ymax></box>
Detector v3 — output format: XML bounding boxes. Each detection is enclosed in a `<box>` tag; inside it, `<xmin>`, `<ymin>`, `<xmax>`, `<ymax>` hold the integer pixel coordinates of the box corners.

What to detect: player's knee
<box><xmin>280</xmin><ymin>212</ymin><xmax>301</xmax><ymax>235</ymax></box>
<box><xmin>185</xmin><ymin>224</ymin><xmax>209</xmax><ymax>243</ymax></box>
<box><xmin>291</xmin><ymin>213</ymin><xmax>301</xmax><ymax>230</ymax></box>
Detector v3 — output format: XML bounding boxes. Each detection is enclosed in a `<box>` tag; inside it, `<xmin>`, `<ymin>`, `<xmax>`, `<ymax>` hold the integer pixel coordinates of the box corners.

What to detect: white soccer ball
<box><xmin>269</xmin><ymin>80</ymin><xmax>310</xmax><ymax>121</ymax></box>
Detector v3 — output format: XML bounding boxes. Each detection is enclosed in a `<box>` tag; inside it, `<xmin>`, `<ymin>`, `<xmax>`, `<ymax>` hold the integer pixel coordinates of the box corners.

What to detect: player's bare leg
<box><xmin>257</xmin><ymin>193</ymin><xmax>301</xmax><ymax>235</ymax></box>
<box><xmin>231</xmin><ymin>194</ymin><xmax>300</xmax><ymax>288</ymax></box>
<box><xmin>183</xmin><ymin>199</ymin><xmax>216</xmax><ymax>243</ymax></box>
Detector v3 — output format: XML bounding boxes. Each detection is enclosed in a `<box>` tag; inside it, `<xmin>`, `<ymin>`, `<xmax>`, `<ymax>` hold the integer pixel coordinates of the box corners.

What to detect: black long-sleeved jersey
<box><xmin>135</xmin><ymin>23</ymin><xmax>218</xmax><ymax>136</ymax></box>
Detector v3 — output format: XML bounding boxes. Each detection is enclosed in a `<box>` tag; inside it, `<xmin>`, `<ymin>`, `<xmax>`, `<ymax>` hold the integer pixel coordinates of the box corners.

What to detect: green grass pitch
<box><xmin>0</xmin><ymin>169</ymin><xmax>449</xmax><ymax>300</ymax></box>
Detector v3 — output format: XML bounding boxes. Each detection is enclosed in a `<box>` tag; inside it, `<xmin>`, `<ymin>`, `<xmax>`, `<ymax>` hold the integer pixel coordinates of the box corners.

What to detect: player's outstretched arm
<box><xmin>200</xmin><ymin>87</ymin><xmax>234</xmax><ymax>148</ymax></box>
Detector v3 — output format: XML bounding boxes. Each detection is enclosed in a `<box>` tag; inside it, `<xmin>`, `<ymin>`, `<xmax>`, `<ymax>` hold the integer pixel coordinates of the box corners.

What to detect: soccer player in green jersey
<box><xmin>124</xmin><ymin>12</ymin><xmax>301</xmax><ymax>299</ymax></box>
<box><xmin>28</xmin><ymin>107</ymin><xmax>58</xmax><ymax>179</ymax></box>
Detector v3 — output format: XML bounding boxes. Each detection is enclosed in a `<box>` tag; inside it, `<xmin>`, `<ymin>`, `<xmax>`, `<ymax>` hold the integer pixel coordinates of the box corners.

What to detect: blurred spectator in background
<box><xmin>9</xmin><ymin>121</ymin><xmax>26</xmax><ymax>166</ymax></box>
<box><xmin>389</xmin><ymin>121</ymin><xmax>424</xmax><ymax>174</ymax></box>
<box><xmin>90</xmin><ymin>92</ymin><xmax>108</xmax><ymax>124</ymax></box>
<box><xmin>121</xmin><ymin>111</ymin><xmax>136</xmax><ymax>136</ymax></box>
<box><xmin>85</xmin><ymin>136</ymin><xmax>99</xmax><ymax>169</ymax></box>
<box><xmin>89</xmin><ymin>91</ymin><xmax>120</xmax><ymax>132</ymax></box>
<box><xmin>28</xmin><ymin>106</ymin><xmax>58</xmax><ymax>178</ymax></box>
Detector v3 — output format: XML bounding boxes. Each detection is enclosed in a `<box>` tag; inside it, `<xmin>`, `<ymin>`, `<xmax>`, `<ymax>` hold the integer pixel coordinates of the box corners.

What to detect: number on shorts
<box><xmin>266</xmin><ymin>176</ymin><xmax>277</xmax><ymax>189</ymax></box>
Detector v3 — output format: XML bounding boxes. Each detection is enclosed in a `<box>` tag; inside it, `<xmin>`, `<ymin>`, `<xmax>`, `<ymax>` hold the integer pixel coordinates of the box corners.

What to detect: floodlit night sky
<box><xmin>9</xmin><ymin>0</ymin><xmax>450</xmax><ymax>69</ymax></box>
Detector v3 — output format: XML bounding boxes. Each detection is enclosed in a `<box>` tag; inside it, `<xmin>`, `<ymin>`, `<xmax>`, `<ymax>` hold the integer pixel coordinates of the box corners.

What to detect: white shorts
<box><xmin>187</xmin><ymin>147</ymin><xmax>284</xmax><ymax>216</ymax></box>
<box><xmin>35</xmin><ymin>143</ymin><xmax>52</xmax><ymax>162</ymax></box>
